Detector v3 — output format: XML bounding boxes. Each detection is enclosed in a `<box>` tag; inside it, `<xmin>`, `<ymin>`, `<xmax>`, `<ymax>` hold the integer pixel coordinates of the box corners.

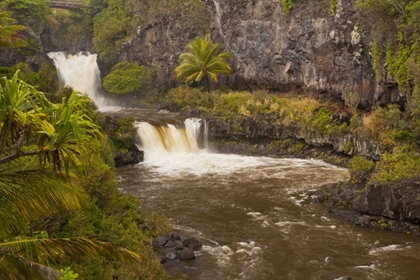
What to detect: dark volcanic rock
<box><xmin>165</xmin><ymin>240</ymin><xmax>176</xmax><ymax>248</ymax></box>
<box><xmin>183</xmin><ymin>238</ymin><xmax>203</xmax><ymax>251</ymax></box>
<box><xmin>326</xmin><ymin>178</ymin><xmax>420</xmax><ymax>234</ymax></box>
<box><xmin>179</xmin><ymin>248</ymin><xmax>195</xmax><ymax>260</ymax></box>
<box><xmin>171</xmin><ymin>232</ymin><xmax>181</xmax><ymax>241</ymax></box>
<box><xmin>152</xmin><ymin>236</ymin><xmax>169</xmax><ymax>248</ymax></box>
<box><xmin>206</xmin><ymin>116</ymin><xmax>382</xmax><ymax>160</ymax></box>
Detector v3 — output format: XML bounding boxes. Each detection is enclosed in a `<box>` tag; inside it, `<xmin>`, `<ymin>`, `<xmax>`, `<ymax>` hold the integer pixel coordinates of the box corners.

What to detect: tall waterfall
<box><xmin>47</xmin><ymin>51</ymin><xmax>105</xmax><ymax>109</ymax></box>
<box><xmin>136</xmin><ymin>118</ymin><xmax>204</xmax><ymax>161</ymax></box>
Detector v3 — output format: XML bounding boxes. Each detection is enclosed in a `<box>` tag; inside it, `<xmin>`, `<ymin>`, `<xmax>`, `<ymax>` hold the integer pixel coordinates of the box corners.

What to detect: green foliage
<box><xmin>343</xmin><ymin>92</ymin><xmax>361</xmax><ymax>112</ymax></box>
<box><xmin>103</xmin><ymin>62</ymin><xmax>156</xmax><ymax>96</ymax></box>
<box><xmin>344</xmin><ymin>141</ymin><xmax>354</xmax><ymax>153</ymax></box>
<box><xmin>51</xmin><ymin>10</ymin><xmax>91</xmax><ymax>46</ymax></box>
<box><xmin>166</xmin><ymin>85</ymin><xmax>216</xmax><ymax>110</ymax></box>
<box><xmin>59</xmin><ymin>267</ymin><xmax>79</xmax><ymax>280</ymax></box>
<box><xmin>6</xmin><ymin>0</ymin><xmax>50</xmax><ymax>32</ymax></box>
<box><xmin>356</xmin><ymin>0</ymin><xmax>420</xmax><ymax>95</ymax></box>
<box><xmin>0</xmin><ymin>62</ymin><xmax>58</xmax><ymax>94</ymax></box>
<box><xmin>371</xmin><ymin>40</ymin><xmax>382</xmax><ymax>80</ymax></box>
<box><xmin>92</xmin><ymin>0</ymin><xmax>132</xmax><ymax>65</ymax></box>
<box><xmin>60</xmin><ymin>154</ymin><xmax>170</xmax><ymax>279</ymax></box>
<box><xmin>312</xmin><ymin>107</ymin><xmax>333</xmax><ymax>134</ymax></box>
<box><xmin>338</xmin><ymin>122</ymin><xmax>349</xmax><ymax>133</ymax></box>
<box><xmin>108</xmin><ymin>116</ymin><xmax>138</xmax><ymax>149</ymax></box>
<box><xmin>0</xmin><ymin>72</ymin><xmax>148</xmax><ymax>277</ymax></box>
<box><xmin>371</xmin><ymin>145</ymin><xmax>420</xmax><ymax>183</ymax></box>
<box><xmin>175</xmin><ymin>34</ymin><xmax>232</xmax><ymax>91</ymax></box>
<box><xmin>216</xmin><ymin>92</ymin><xmax>253</xmax><ymax>114</ymax></box>
<box><xmin>350</xmin><ymin>155</ymin><xmax>374</xmax><ymax>174</ymax></box>
<box><xmin>359</xmin><ymin>104</ymin><xmax>403</xmax><ymax>149</ymax></box>
<box><xmin>281</xmin><ymin>0</ymin><xmax>293</xmax><ymax>14</ymax></box>
<box><xmin>0</xmin><ymin>3</ymin><xmax>27</xmax><ymax>48</ymax></box>
<box><xmin>328</xmin><ymin>0</ymin><xmax>337</xmax><ymax>16</ymax></box>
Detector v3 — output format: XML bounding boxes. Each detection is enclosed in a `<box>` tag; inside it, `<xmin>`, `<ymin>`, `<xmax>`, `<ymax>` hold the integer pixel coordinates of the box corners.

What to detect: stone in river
<box><xmin>183</xmin><ymin>238</ymin><xmax>202</xmax><ymax>251</ymax></box>
<box><xmin>152</xmin><ymin>236</ymin><xmax>168</xmax><ymax>248</ymax></box>
<box><xmin>179</xmin><ymin>248</ymin><xmax>195</xmax><ymax>260</ymax></box>
<box><xmin>165</xmin><ymin>252</ymin><xmax>177</xmax><ymax>260</ymax></box>
<box><xmin>165</xmin><ymin>240</ymin><xmax>176</xmax><ymax>248</ymax></box>
<box><xmin>171</xmin><ymin>232</ymin><xmax>181</xmax><ymax>241</ymax></box>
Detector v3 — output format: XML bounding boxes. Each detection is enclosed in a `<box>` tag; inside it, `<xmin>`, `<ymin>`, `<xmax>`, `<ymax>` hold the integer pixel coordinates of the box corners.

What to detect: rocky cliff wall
<box><xmin>122</xmin><ymin>0</ymin><xmax>403</xmax><ymax>107</ymax></box>
<box><xmin>205</xmin><ymin>116</ymin><xmax>382</xmax><ymax>160</ymax></box>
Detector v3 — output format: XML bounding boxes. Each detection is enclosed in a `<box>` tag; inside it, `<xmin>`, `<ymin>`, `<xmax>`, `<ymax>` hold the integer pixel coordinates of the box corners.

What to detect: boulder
<box><xmin>179</xmin><ymin>248</ymin><xmax>195</xmax><ymax>260</ymax></box>
<box><xmin>183</xmin><ymin>238</ymin><xmax>202</xmax><ymax>251</ymax></box>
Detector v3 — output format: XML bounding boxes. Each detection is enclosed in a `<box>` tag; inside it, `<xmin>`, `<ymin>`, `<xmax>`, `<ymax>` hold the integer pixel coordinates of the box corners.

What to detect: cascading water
<box><xmin>47</xmin><ymin>51</ymin><xmax>107</xmax><ymax>110</ymax></box>
<box><xmin>136</xmin><ymin>118</ymin><xmax>202</xmax><ymax>161</ymax></box>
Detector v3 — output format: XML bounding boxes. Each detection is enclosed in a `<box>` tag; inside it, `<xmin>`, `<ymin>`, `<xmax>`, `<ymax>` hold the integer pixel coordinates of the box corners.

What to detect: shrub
<box><xmin>166</xmin><ymin>85</ymin><xmax>216</xmax><ymax>110</ymax></box>
<box><xmin>311</xmin><ymin>107</ymin><xmax>333</xmax><ymax>134</ymax></box>
<box><xmin>350</xmin><ymin>155</ymin><xmax>374</xmax><ymax>174</ymax></box>
<box><xmin>370</xmin><ymin>145</ymin><xmax>420</xmax><ymax>183</ymax></box>
<box><xmin>103</xmin><ymin>62</ymin><xmax>156</xmax><ymax>97</ymax></box>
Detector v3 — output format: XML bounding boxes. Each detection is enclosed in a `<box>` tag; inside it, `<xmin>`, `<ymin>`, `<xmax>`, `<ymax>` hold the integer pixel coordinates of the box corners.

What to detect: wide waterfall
<box><xmin>136</xmin><ymin>118</ymin><xmax>203</xmax><ymax>161</ymax></box>
<box><xmin>47</xmin><ymin>51</ymin><xmax>106</xmax><ymax>110</ymax></box>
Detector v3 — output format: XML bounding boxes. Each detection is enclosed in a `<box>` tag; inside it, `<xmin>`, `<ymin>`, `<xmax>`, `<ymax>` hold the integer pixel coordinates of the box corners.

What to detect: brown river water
<box><xmin>115</xmin><ymin>110</ymin><xmax>420</xmax><ymax>280</ymax></box>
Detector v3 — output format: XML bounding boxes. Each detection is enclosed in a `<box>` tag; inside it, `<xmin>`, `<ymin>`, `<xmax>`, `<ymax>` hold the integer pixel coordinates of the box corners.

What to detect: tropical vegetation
<box><xmin>103</xmin><ymin>62</ymin><xmax>156</xmax><ymax>96</ymax></box>
<box><xmin>0</xmin><ymin>3</ymin><xmax>27</xmax><ymax>48</ymax></box>
<box><xmin>175</xmin><ymin>34</ymin><xmax>232</xmax><ymax>91</ymax></box>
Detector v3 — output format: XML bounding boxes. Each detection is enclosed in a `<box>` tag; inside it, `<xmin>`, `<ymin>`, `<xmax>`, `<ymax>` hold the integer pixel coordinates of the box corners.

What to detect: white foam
<box><xmin>369</xmin><ymin>244</ymin><xmax>407</xmax><ymax>255</ymax></box>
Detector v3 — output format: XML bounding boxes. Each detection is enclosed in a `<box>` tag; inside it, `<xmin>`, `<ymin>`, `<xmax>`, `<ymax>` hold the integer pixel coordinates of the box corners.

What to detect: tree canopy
<box><xmin>175</xmin><ymin>34</ymin><xmax>232</xmax><ymax>91</ymax></box>
<box><xmin>0</xmin><ymin>3</ymin><xmax>26</xmax><ymax>48</ymax></box>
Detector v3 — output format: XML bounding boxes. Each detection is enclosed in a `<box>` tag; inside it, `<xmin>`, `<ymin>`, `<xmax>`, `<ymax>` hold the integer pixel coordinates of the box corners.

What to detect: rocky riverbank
<box><xmin>317</xmin><ymin>179</ymin><xmax>420</xmax><ymax>236</ymax></box>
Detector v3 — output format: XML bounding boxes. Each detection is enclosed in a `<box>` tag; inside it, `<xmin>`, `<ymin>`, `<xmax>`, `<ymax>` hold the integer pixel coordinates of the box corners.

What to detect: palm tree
<box><xmin>0</xmin><ymin>4</ymin><xmax>27</xmax><ymax>48</ymax></box>
<box><xmin>175</xmin><ymin>34</ymin><xmax>233</xmax><ymax>91</ymax></box>
<box><xmin>0</xmin><ymin>72</ymin><xmax>140</xmax><ymax>277</ymax></box>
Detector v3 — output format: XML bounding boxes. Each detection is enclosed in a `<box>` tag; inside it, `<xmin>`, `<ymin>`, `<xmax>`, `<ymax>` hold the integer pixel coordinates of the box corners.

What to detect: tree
<box><xmin>0</xmin><ymin>3</ymin><xmax>26</xmax><ymax>48</ymax></box>
<box><xmin>103</xmin><ymin>62</ymin><xmax>156</xmax><ymax>96</ymax></box>
<box><xmin>0</xmin><ymin>72</ymin><xmax>140</xmax><ymax>277</ymax></box>
<box><xmin>175</xmin><ymin>34</ymin><xmax>233</xmax><ymax>91</ymax></box>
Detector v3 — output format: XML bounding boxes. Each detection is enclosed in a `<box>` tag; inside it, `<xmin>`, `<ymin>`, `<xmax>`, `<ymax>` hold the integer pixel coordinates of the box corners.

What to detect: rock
<box><xmin>171</xmin><ymin>232</ymin><xmax>181</xmax><ymax>241</ymax></box>
<box><xmin>333</xmin><ymin>277</ymin><xmax>352</xmax><ymax>280</ymax></box>
<box><xmin>179</xmin><ymin>248</ymin><xmax>195</xmax><ymax>260</ymax></box>
<box><xmin>165</xmin><ymin>252</ymin><xmax>177</xmax><ymax>260</ymax></box>
<box><xmin>175</xmin><ymin>241</ymin><xmax>186</xmax><ymax>250</ymax></box>
<box><xmin>152</xmin><ymin>236</ymin><xmax>168</xmax><ymax>248</ymax></box>
<box><xmin>165</xmin><ymin>240</ymin><xmax>176</xmax><ymax>248</ymax></box>
<box><xmin>183</xmin><ymin>238</ymin><xmax>202</xmax><ymax>251</ymax></box>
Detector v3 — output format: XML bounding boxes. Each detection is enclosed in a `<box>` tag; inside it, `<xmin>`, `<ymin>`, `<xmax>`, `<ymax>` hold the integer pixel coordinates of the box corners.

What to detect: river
<box><xmin>116</xmin><ymin>111</ymin><xmax>420</xmax><ymax>280</ymax></box>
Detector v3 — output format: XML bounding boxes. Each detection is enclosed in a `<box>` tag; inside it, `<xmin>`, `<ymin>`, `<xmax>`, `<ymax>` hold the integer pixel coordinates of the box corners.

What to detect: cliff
<box><xmin>122</xmin><ymin>0</ymin><xmax>402</xmax><ymax>107</ymax></box>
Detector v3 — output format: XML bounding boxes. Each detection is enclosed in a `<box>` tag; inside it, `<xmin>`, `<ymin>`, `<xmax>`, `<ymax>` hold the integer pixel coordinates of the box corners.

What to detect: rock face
<box><xmin>204</xmin><ymin>116</ymin><xmax>381</xmax><ymax>160</ymax></box>
<box><xmin>122</xmin><ymin>0</ymin><xmax>403</xmax><ymax>107</ymax></box>
<box><xmin>327</xmin><ymin>179</ymin><xmax>420</xmax><ymax>234</ymax></box>
<box><xmin>100</xmin><ymin>115</ymin><xmax>143</xmax><ymax>166</ymax></box>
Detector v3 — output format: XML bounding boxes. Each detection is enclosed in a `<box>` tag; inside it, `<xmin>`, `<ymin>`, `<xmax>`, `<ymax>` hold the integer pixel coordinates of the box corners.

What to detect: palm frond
<box><xmin>0</xmin><ymin>237</ymin><xmax>141</xmax><ymax>265</ymax></box>
<box><xmin>0</xmin><ymin>170</ymin><xmax>86</xmax><ymax>237</ymax></box>
<box><xmin>175</xmin><ymin>34</ymin><xmax>232</xmax><ymax>90</ymax></box>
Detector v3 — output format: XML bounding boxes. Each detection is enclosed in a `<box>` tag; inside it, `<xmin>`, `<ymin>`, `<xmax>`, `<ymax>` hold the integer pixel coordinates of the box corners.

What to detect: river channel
<box><xmin>116</xmin><ymin>110</ymin><xmax>420</xmax><ymax>280</ymax></box>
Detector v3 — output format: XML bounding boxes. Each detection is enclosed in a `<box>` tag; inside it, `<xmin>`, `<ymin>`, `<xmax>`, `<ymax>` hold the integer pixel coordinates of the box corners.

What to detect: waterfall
<box><xmin>47</xmin><ymin>51</ymin><xmax>106</xmax><ymax>110</ymax></box>
<box><xmin>203</xmin><ymin>119</ymin><xmax>209</xmax><ymax>150</ymax></box>
<box><xmin>136</xmin><ymin>118</ymin><xmax>206</xmax><ymax>161</ymax></box>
